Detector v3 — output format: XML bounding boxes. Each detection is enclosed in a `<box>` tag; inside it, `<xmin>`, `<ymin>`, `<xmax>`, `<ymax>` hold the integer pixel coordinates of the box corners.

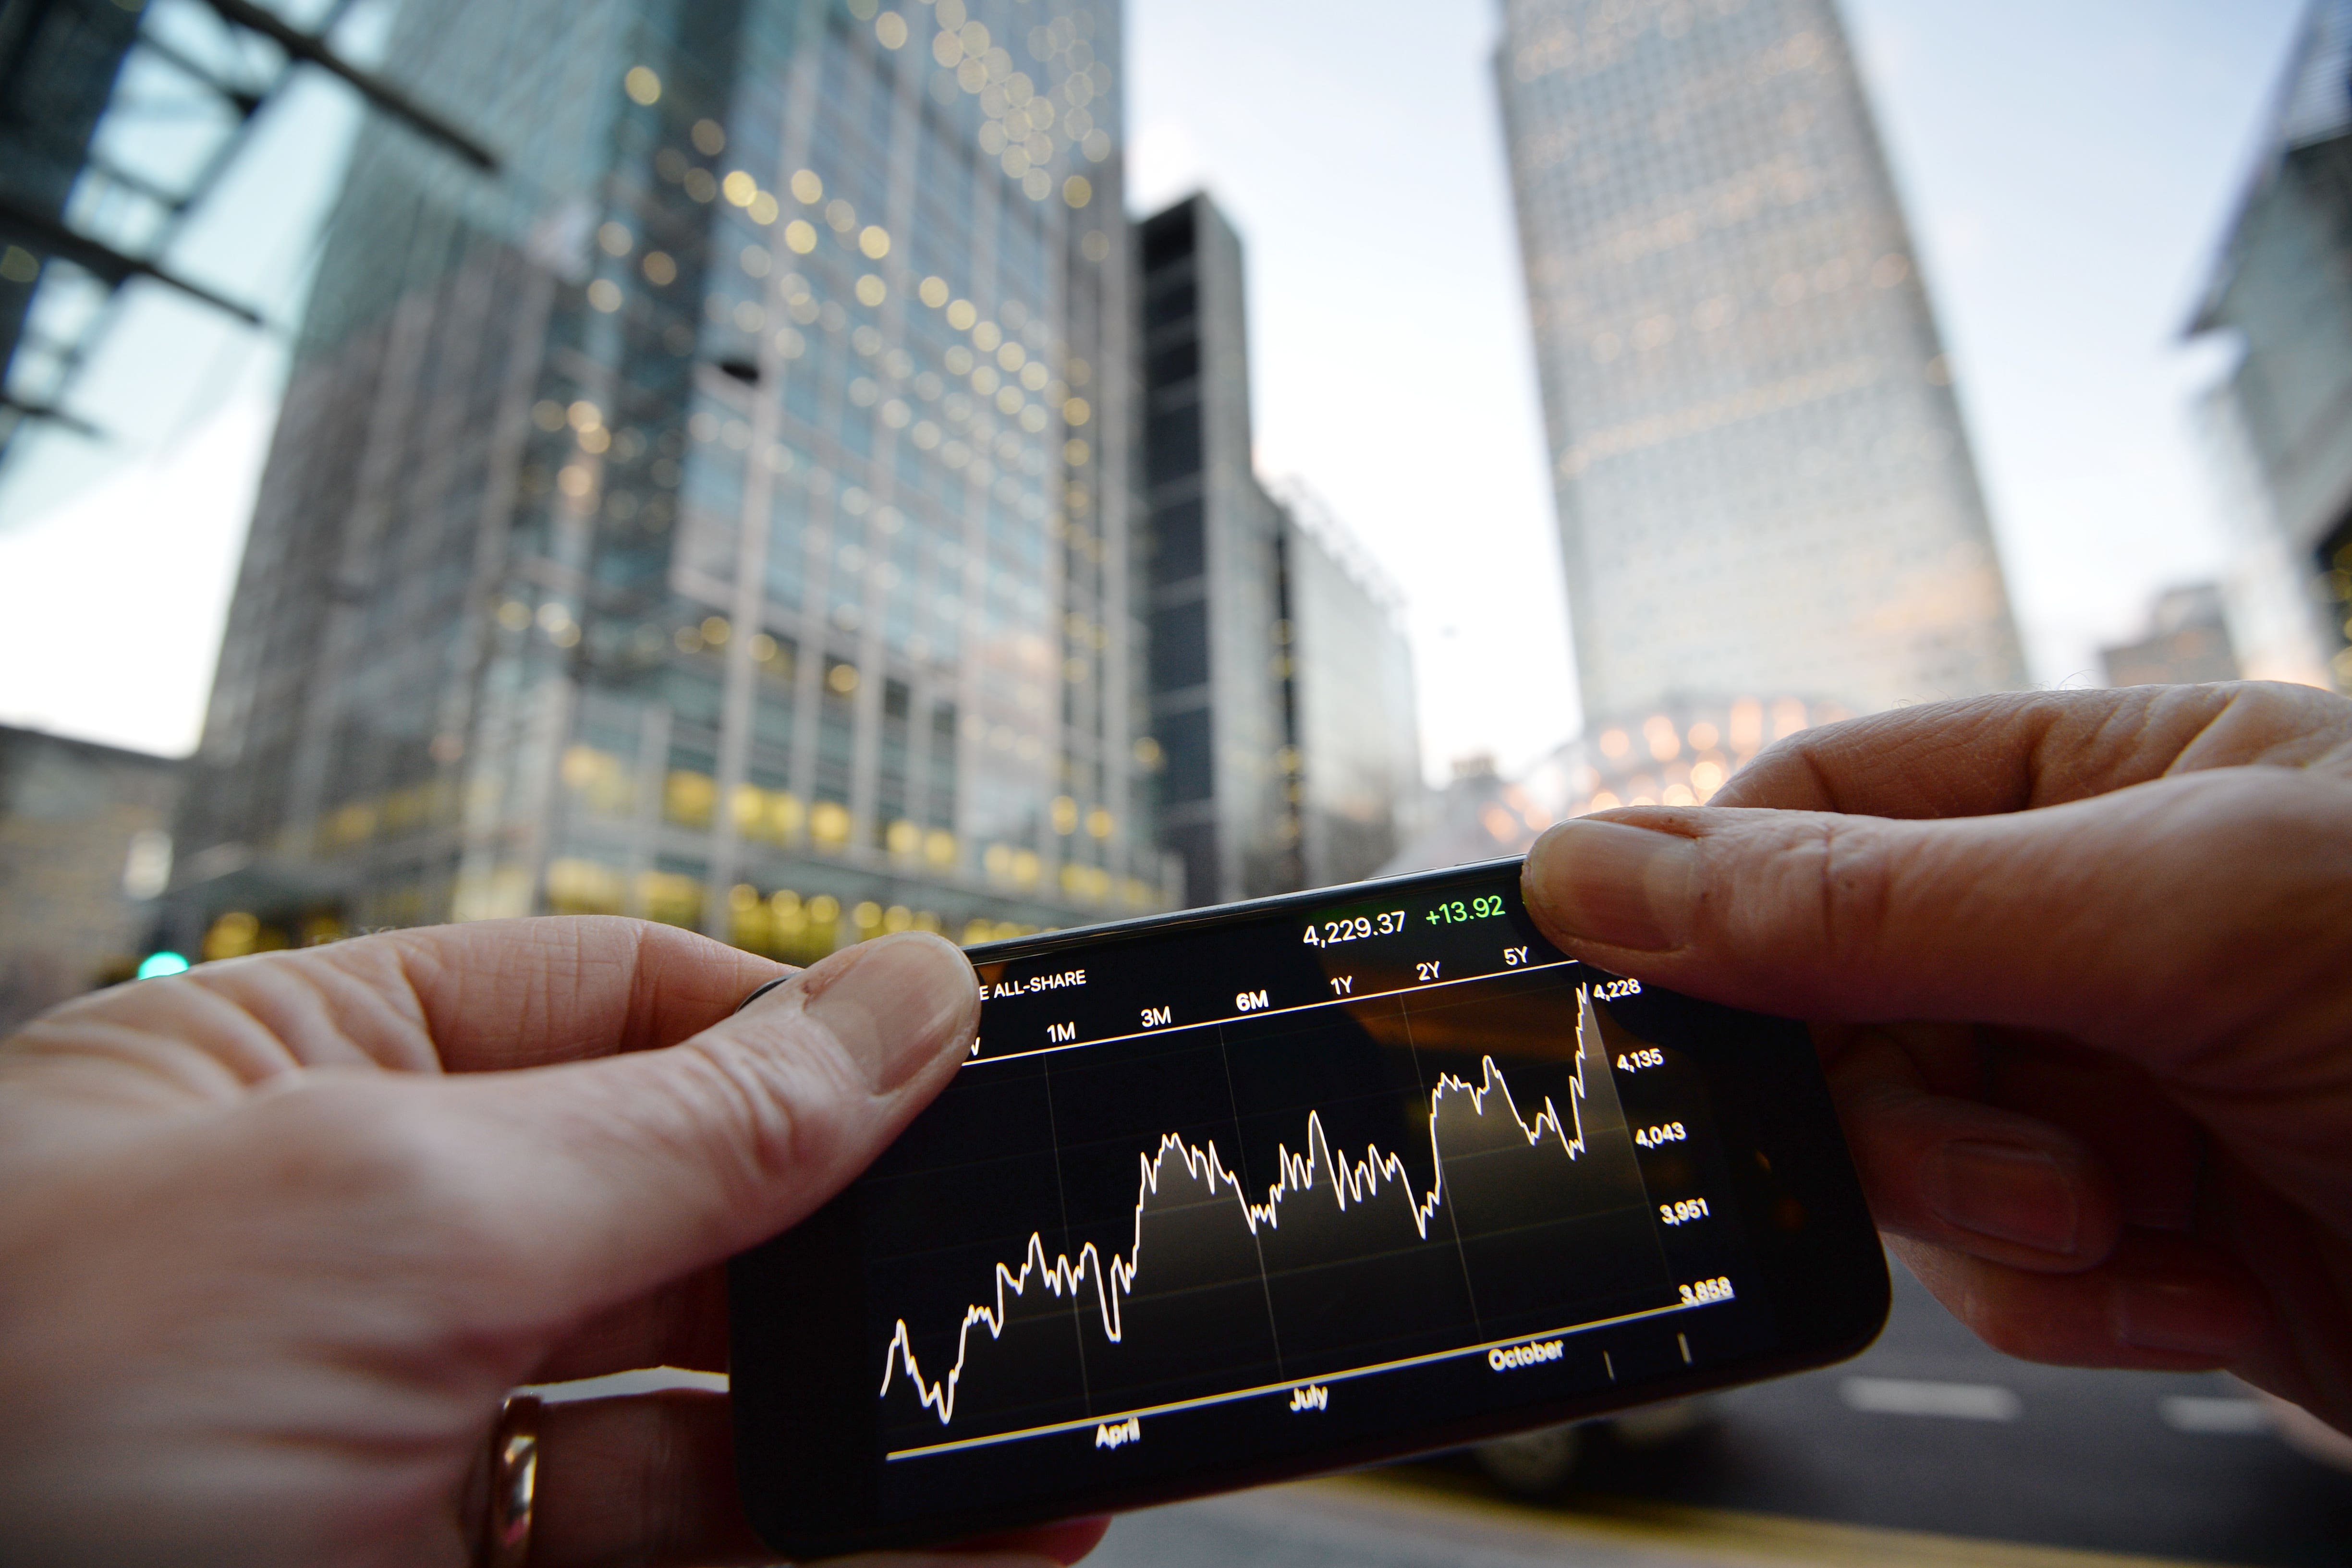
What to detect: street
<box><xmin>1085</xmin><ymin>1261</ymin><xmax>2352</xmax><ymax>1567</ymax></box>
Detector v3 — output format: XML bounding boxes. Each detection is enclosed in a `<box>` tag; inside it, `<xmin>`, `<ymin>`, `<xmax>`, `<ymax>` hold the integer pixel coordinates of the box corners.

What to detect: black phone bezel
<box><xmin>729</xmin><ymin>857</ymin><xmax>1889</xmax><ymax>1558</ymax></box>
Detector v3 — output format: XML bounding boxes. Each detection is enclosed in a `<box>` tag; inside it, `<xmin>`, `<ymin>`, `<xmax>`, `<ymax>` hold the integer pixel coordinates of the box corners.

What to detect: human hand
<box><xmin>1521</xmin><ymin>683</ymin><xmax>2352</xmax><ymax>1433</ymax></box>
<box><xmin>0</xmin><ymin>919</ymin><xmax>1110</xmax><ymax>1568</ymax></box>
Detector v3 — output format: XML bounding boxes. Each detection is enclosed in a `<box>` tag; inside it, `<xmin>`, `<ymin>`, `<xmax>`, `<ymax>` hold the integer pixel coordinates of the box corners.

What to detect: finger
<box><xmin>432</xmin><ymin>931</ymin><xmax>979</xmax><ymax>1319</ymax></box>
<box><xmin>532</xmin><ymin>1390</ymin><xmax>765</xmax><ymax>1568</ymax></box>
<box><xmin>1709</xmin><ymin>683</ymin><xmax>2352</xmax><ymax>818</ymax></box>
<box><xmin>1826</xmin><ymin>1025</ymin><xmax>2120</xmax><ymax>1272</ymax></box>
<box><xmin>1978</xmin><ymin>1028</ymin><xmax>2203</xmax><ymax>1232</ymax></box>
<box><xmin>532</xmin><ymin>1393</ymin><xmax>1100</xmax><ymax>1568</ymax></box>
<box><xmin>1887</xmin><ymin>1230</ymin><xmax>2268</xmax><ymax>1372</ymax></box>
<box><xmin>1809</xmin><ymin>1018</ymin><xmax>1982</xmax><ymax>1100</ymax></box>
<box><xmin>376</xmin><ymin>917</ymin><xmax>786</xmax><ymax>1070</ymax></box>
<box><xmin>528</xmin><ymin>1266</ymin><xmax>729</xmax><ymax>1383</ymax></box>
<box><xmin>1520</xmin><ymin>765</ymin><xmax>2352</xmax><ymax>1054</ymax></box>
<box><xmin>2204</xmin><ymin>1152</ymin><xmax>2352</xmax><ymax>1429</ymax></box>
<box><xmin>51</xmin><ymin>918</ymin><xmax>787</xmax><ymax>1085</ymax></box>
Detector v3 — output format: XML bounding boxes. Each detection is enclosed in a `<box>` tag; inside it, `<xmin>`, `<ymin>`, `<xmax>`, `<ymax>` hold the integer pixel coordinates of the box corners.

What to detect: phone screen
<box><xmin>731</xmin><ymin>858</ymin><xmax>1884</xmax><ymax>1553</ymax></box>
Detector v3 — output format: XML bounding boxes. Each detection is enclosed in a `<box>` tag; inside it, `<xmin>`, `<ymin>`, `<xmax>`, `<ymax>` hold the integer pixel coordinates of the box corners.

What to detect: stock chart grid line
<box><xmin>966</xmin><ymin>958</ymin><xmax>1582</xmax><ymax>1067</ymax></box>
<box><xmin>878</xmin><ymin>978</ymin><xmax>1687</xmax><ymax>1459</ymax></box>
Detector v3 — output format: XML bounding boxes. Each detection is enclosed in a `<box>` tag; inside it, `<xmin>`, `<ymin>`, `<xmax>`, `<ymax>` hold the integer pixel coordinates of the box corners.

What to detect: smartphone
<box><xmin>729</xmin><ymin>856</ymin><xmax>1888</xmax><ymax>1556</ymax></box>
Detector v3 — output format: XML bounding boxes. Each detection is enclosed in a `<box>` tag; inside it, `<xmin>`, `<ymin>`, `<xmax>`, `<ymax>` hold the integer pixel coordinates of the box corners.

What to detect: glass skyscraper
<box><xmin>172</xmin><ymin>0</ymin><xmax>1172</xmax><ymax>960</ymax></box>
<box><xmin>1495</xmin><ymin>0</ymin><xmax>2026</xmax><ymax>721</ymax></box>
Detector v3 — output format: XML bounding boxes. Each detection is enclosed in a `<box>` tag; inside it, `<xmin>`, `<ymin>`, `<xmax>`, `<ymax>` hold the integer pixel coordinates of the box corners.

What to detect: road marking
<box><xmin>1840</xmin><ymin>1376</ymin><xmax>2022</xmax><ymax>1422</ymax></box>
<box><xmin>2158</xmin><ymin>1395</ymin><xmax>2272</xmax><ymax>1434</ymax></box>
<box><xmin>1323</xmin><ymin>1469</ymin><xmax>2233</xmax><ymax>1567</ymax></box>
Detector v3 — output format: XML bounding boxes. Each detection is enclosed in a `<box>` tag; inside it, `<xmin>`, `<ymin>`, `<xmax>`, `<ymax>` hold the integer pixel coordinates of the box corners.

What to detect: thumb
<box><xmin>1520</xmin><ymin>766</ymin><xmax>2336</xmax><ymax>1055</ymax></box>
<box><xmin>434</xmin><ymin>930</ymin><xmax>977</xmax><ymax>1317</ymax></box>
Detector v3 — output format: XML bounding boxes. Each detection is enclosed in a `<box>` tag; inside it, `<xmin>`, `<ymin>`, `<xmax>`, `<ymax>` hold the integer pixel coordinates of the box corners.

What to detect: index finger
<box><xmin>375</xmin><ymin>916</ymin><xmax>787</xmax><ymax>1071</ymax></box>
<box><xmin>68</xmin><ymin>917</ymin><xmax>787</xmax><ymax>1082</ymax></box>
<box><xmin>1712</xmin><ymin>684</ymin><xmax>2352</xmax><ymax>819</ymax></box>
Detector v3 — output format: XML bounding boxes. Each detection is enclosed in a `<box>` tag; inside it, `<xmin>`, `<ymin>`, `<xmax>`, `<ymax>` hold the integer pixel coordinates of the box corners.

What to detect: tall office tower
<box><xmin>172</xmin><ymin>0</ymin><xmax>1167</xmax><ymax>960</ymax></box>
<box><xmin>2188</xmin><ymin>0</ymin><xmax>2352</xmax><ymax>693</ymax></box>
<box><xmin>1134</xmin><ymin>194</ymin><xmax>1423</xmax><ymax>904</ymax></box>
<box><xmin>1496</xmin><ymin>0</ymin><xmax>2026</xmax><ymax>720</ymax></box>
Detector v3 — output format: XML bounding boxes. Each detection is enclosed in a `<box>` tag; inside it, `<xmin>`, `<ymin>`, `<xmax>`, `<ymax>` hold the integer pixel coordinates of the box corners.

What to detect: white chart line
<box><xmin>885</xmin><ymin>986</ymin><xmax>1673</xmax><ymax>1459</ymax></box>
<box><xmin>883</xmin><ymin>1044</ymin><xmax>1598</xmax><ymax>1429</ymax></box>
<box><xmin>884</xmin><ymin>1295</ymin><xmax>1713</xmax><ymax>1461</ymax></box>
<box><xmin>966</xmin><ymin>957</ymin><xmax>1583</xmax><ymax>1068</ymax></box>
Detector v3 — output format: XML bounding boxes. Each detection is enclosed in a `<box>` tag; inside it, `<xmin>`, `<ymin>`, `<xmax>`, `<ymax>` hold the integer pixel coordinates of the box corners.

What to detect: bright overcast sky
<box><xmin>0</xmin><ymin>0</ymin><xmax>2309</xmax><ymax>776</ymax></box>
<box><xmin>1125</xmin><ymin>0</ymin><xmax>2306</xmax><ymax>775</ymax></box>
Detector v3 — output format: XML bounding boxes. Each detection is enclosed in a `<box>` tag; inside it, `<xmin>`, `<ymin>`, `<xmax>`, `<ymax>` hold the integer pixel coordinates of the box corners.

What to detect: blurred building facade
<box><xmin>2099</xmin><ymin>584</ymin><xmax>2241</xmax><ymax>689</ymax></box>
<box><xmin>1271</xmin><ymin>480</ymin><xmax>1424</xmax><ymax>890</ymax></box>
<box><xmin>171</xmin><ymin>0</ymin><xmax>1169</xmax><ymax>961</ymax></box>
<box><xmin>0</xmin><ymin>724</ymin><xmax>179</xmax><ymax>1032</ymax></box>
<box><xmin>1383</xmin><ymin>696</ymin><xmax>1841</xmax><ymax>875</ymax></box>
<box><xmin>1135</xmin><ymin>194</ymin><xmax>1421</xmax><ymax>904</ymax></box>
<box><xmin>1494</xmin><ymin>0</ymin><xmax>2026</xmax><ymax>723</ymax></box>
<box><xmin>2188</xmin><ymin>0</ymin><xmax>2352</xmax><ymax>694</ymax></box>
<box><xmin>0</xmin><ymin>0</ymin><xmax>142</xmax><ymax>412</ymax></box>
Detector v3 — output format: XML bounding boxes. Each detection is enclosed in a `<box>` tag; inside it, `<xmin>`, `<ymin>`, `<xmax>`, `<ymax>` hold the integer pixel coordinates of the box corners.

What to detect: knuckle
<box><xmin>666</xmin><ymin>1032</ymin><xmax>851</xmax><ymax>1203</ymax></box>
<box><xmin>1812</xmin><ymin>817</ymin><xmax>1894</xmax><ymax>967</ymax></box>
<box><xmin>1714</xmin><ymin>815</ymin><xmax>1891</xmax><ymax>972</ymax></box>
<box><xmin>237</xmin><ymin>1080</ymin><xmax>514</xmax><ymax>1275</ymax></box>
<box><xmin>249</xmin><ymin>1079</ymin><xmax>445</xmax><ymax>1193</ymax></box>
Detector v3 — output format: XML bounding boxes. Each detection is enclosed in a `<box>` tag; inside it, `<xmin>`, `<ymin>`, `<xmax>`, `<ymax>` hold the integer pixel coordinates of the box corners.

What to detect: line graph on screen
<box><xmin>880</xmin><ymin>984</ymin><xmax>1632</xmax><ymax>1428</ymax></box>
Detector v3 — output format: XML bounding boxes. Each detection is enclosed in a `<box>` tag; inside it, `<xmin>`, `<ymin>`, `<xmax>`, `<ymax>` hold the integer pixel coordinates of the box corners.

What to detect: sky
<box><xmin>1125</xmin><ymin>0</ymin><xmax>2307</xmax><ymax>776</ymax></box>
<box><xmin>0</xmin><ymin>0</ymin><xmax>2312</xmax><ymax>774</ymax></box>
